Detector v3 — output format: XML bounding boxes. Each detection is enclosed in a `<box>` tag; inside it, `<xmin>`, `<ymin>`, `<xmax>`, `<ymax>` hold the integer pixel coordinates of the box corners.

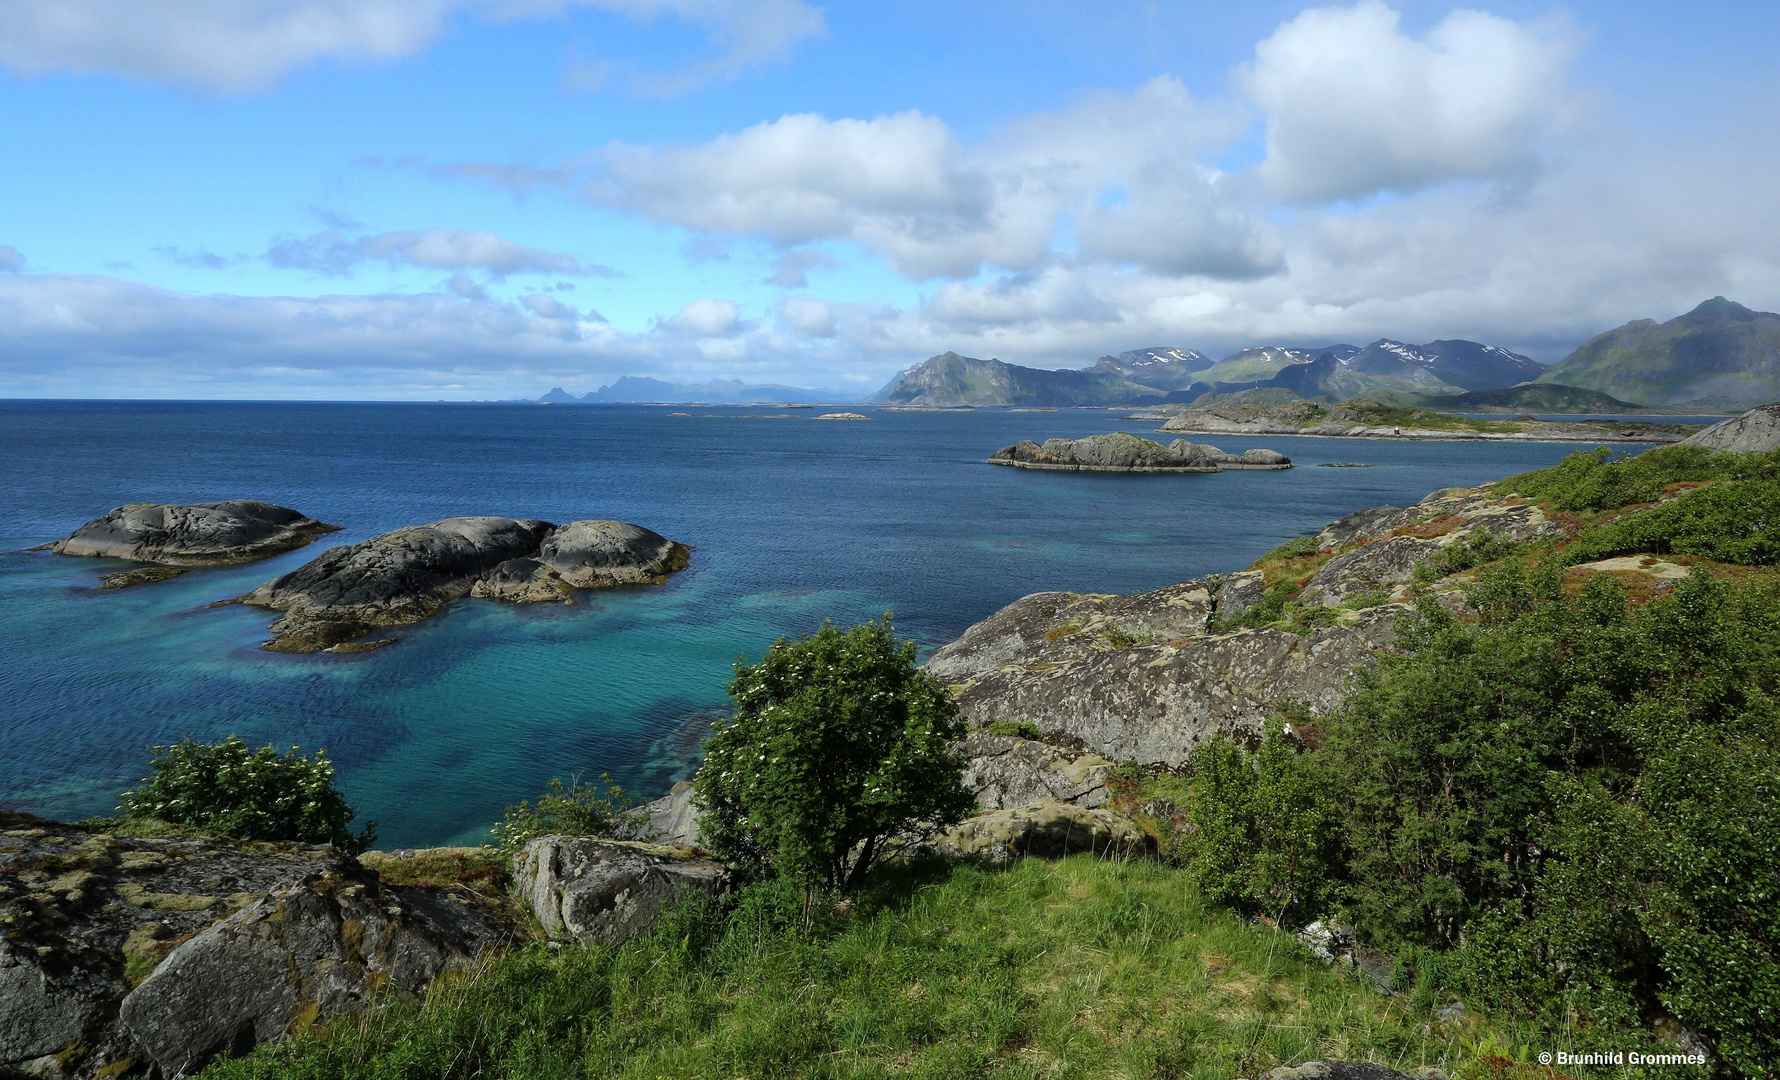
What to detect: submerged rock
<box><xmin>989</xmin><ymin>432</ymin><xmax>1291</xmax><ymax>472</ymax></box>
<box><xmin>513</xmin><ymin>837</ymin><xmax>730</xmax><ymax>948</ymax></box>
<box><xmin>234</xmin><ymin>516</ymin><xmax>690</xmax><ymax>652</ymax></box>
<box><xmin>45</xmin><ymin>500</ymin><xmax>339</xmax><ymax>578</ymax></box>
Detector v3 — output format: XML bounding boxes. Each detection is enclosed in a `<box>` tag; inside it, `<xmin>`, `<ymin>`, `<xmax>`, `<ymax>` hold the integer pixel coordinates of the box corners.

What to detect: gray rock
<box><xmin>47</xmin><ymin>500</ymin><xmax>339</xmax><ymax>571</ymax></box>
<box><xmin>1315</xmin><ymin>504</ymin><xmax>1417</xmax><ymax>549</ymax></box>
<box><xmin>118</xmin><ymin>860</ymin><xmax>516</xmax><ymax>1078</ymax></box>
<box><xmin>637</xmin><ymin>782</ymin><xmax>704</xmax><ymax>847</ymax></box>
<box><xmin>988</xmin><ymin>432</ymin><xmax>1290</xmax><ymax>472</ymax></box>
<box><xmin>957</xmin><ymin>732</ymin><xmax>1113</xmax><ymax>810</ymax></box>
<box><xmin>235</xmin><ymin>516</ymin><xmax>689</xmax><ymax>652</ymax></box>
<box><xmin>513</xmin><ymin>837</ymin><xmax>730</xmax><ymax>948</ymax></box>
<box><xmin>1298</xmin><ymin>536</ymin><xmax>1438</xmax><ymax>607</ymax></box>
<box><xmin>1676</xmin><ymin>402</ymin><xmax>1780</xmax><ymax>452</ymax></box>
<box><xmin>1215</xmin><ymin>570</ymin><xmax>1268</xmax><ymax>619</ymax></box>
<box><xmin>538</xmin><ymin>520</ymin><xmax>691</xmax><ymax>587</ymax></box>
<box><xmin>925</xmin><ymin>801</ymin><xmax>1155</xmax><ymax>862</ymax></box>
<box><xmin>469</xmin><ymin>557</ymin><xmax>572</xmax><ymax>603</ymax></box>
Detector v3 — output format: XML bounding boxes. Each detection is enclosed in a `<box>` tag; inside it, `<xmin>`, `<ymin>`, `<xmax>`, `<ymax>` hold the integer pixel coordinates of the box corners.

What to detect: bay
<box><xmin>0</xmin><ymin>400</ymin><xmax>1654</xmax><ymax>846</ymax></box>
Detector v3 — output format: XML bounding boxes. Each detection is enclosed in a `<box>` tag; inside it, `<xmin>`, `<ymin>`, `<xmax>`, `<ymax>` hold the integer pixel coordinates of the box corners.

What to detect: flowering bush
<box><xmin>118</xmin><ymin>735</ymin><xmax>374</xmax><ymax>852</ymax></box>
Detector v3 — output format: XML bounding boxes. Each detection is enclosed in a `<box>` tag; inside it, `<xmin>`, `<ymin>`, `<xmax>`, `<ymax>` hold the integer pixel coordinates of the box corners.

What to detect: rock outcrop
<box><xmin>926</xmin><ymin>484</ymin><xmax>1569</xmax><ymax>768</ymax></box>
<box><xmin>43</xmin><ymin>501</ymin><xmax>339</xmax><ymax>585</ymax></box>
<box><xmin>637</xmin><ymin>782</ymin><xmax>704</xmax><ymax>847</ymax></box>
<box><xmin>1676</xmin><ymin>402</ymin><xmax>1780</xmax><ymax>452</ymax></box>
<box><xmin>512</xmin><ymin>837</ymin><xmax>730</xmax><ymax>948</ymax></box>
<box><xmin>957</xmin><ymin>731</ymin><xmax>1113</xmax><ymax>810</ymax></box>
<box><xmin>926</xmin><ymin>801</ymin><xmax>1155</xmax><ymax>862</ymax></box>
<box><xmin>1157</xmin><ymin>400</ymin><xmax>1687</xmax><ymax>443</ymax></box>
<box><xmin>0</xmin><ymin>812</ymin><xmax>518</xmax><ymax>1080</ymax></box>
<box><xmin>990</xmin><ymin>432</ymin><xmax>1291</xmax><ymax>472</ymax></box>
<box><xmin>233</xmin><ymin>517</ymin><xmax>691</xmax><ymax>652</ymax></box>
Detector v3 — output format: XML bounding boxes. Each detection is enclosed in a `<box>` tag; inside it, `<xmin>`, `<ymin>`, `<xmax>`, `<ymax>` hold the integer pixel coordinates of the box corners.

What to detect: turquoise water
<box><xmin>0</xmin><ymin>401</ymin><xmax>1642</xmax><ymax>846</ymax></box>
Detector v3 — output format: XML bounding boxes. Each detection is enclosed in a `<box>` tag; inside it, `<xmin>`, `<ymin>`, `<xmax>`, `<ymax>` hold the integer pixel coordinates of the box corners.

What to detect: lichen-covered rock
<box><xmin>234</xmin><ymin>516</ymin><xmax>690</xmax><ymax>652</ymax></box>
<box><xmin>927</xmin><ymin>801</ymin><xmax>1154</xmax><ymax>861</ymax></box>
<box><xmin>1215</xmin><ymin>570</ymin><xmax>1267</xmax><ymax>619</ymax></box>
<box><xmin>513</xmin><ymin>837</ymin><xmax>729</xmax><ymax>948</ymax></box>
<box><xmin>957</xmin><ymin>732</ymin><xmax>1113</xmax><ymax>810</ymax></box>
<box><xmin>118</xmin><ymin>861</ymin><xmax>517</xmax><ymax>1078</ymax></box>
<box><xmin>45</xmin><ymin>500</ymin><xmax>339</xmax><ymax>573</ymax></box>
<box><xmin>988</xmin><ymin>432</ymin><xmax>1290</xmax><ymax>472</ymax></box>
<box><xmin>1259</xmin><ymin>1062</ymin><xmax>1430</xmax><ymax>1080</ymax></box>
<box><xmin>1298</xmin><ymin>536</ymin><xmax>1438</xmax><ymax>607</ymax></box>
<box><xmin>637</xmin><ymin>782</ymin><xmax>704</xmax><ymax>847</ymax></box>
<box><xmin>925</xmin><ymin>581</ymin><xmax>1215</xmax><ymax>685</ymax></box>
<box><xmin>0</xmin><ymin>812</ymin><xmax>519</xmax><ymax>1080</ymax></box>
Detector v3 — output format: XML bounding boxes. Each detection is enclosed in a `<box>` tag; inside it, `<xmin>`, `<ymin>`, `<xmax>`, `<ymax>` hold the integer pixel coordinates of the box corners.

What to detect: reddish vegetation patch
<box><xmin>1458</xmin><ymin>1055</ymin><xmax>1576</xmax><ymax>1080</ymax></box>
<box><xmin>1395</xmin><ymin>513</ymin><xmax>1463</xmax><ymax>540</ymax></box>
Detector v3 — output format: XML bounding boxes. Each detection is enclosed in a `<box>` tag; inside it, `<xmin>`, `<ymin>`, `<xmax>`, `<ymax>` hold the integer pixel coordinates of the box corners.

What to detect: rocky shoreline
<box><xmin>1143</xmin><ymin>400</ymin><xmax>1693</xmax><ymax>443</ymax></box>
<box><xmin>991</xmin><ymin>432</ymin><xmax>1291</xmax><ymax>472</ymax></box>
<box><xmin>228</xmin><ymin>517</ymin><xmax>691</xmax><ymax>653</ymax></box>
<box><xmin>33</xmin><ymin>501</ymin><xmax>340</xmax><ymax>588</ymax></box>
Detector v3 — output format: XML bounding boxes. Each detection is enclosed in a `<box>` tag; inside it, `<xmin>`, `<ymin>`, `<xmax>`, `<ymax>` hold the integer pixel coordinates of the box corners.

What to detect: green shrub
<box><xmin>117</xmin><ymin>735</ymin><xmax>373</xmax><ymax>852</ymax></box>
<box><xmin>1179</xmin><ymin>732</ymin><xmax>1340</xmax><ymax>924</ymax></box>
<box><xmin>1562</xmin><ymin>475</ymin><xmax>1780</xmax><ymax>566</ymax></box>
<box><xmin>981</xmin><ymin>720</ymin><xmax>1044</xmax><ymax>740</ymax></box>
<box><xmin>1496</xmin><ymin>443</ymin><xmax>1780</xmax><ymax>512</ymax></box>
<box><xmin>693</xmin><ymin>615</ymin><xmax>974</xmax><ymax>893</ymax></box>
<box><xmin>1412</xmin><ymin>527</ymin><xmax>1519</xmax><ymax>583</ymax></box>
<box><xmin>1262</xmin><ymin>536</ymin><xmax>1321</xmax><ymax>561</ymax></box>
<box><xmin>1188</xmin><ymin>563</ymin><xmax>1780</xmax><ymax>1072</ymax></box>
<box><xmin>490</xmin><ymin>774</ymin><xmax>641</xmax><ymax>853</ymax></box>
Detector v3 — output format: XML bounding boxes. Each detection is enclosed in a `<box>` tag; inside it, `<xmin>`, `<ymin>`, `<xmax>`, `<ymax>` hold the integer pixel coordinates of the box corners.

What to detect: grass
<box><xmin>202</xmin><ymin>856</ymin><xmax>1538</xmax><ymax>1080</ymax></box>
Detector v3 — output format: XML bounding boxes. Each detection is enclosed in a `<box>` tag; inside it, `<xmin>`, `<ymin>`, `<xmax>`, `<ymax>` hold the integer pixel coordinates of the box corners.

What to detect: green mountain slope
<box><xmin>1537</xmin><ymin>297</ymin><xmax>1780</xmax><ymax>408</ymax></box>
<box><xmin>874</xmin><ymin>352</ymin><xmax>1165</xmax><ymax>406</ymax></box>
<box><xmin>1398</xmin><ymin>383</ymin><xmax>1648</xmax><ymax>414</ymax></box>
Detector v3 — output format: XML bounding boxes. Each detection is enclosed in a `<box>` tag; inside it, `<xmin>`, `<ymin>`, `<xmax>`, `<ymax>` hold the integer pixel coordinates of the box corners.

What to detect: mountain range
<box><xmin>873</xmin><ymin>337</ymin><xmax>1549</xmax><ymax>407</ymax></box>
<box><xmin>1535</xmin><ymin>297</ymin><xmax>1780</xmax><ymax>410</ymax></box>
<box><xmin>539</xmin><ymin>377</ymin><xmax>849</xmax><ymax>404</ymax></box>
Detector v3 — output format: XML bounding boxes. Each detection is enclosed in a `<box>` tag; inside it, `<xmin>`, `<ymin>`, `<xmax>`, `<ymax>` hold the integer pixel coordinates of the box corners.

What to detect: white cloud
<box><xmin>765</xmin><ymin>247</ymin><xmax>836</xmax><ymax>287</ymax></box>
<box><xmin>1241</xmin><ymin>1</ymin><xmax>1575</xmax><ymax>204</ymax></box>
<box><xmin>267</xmin><ymin>227</ymin><xmax>606</xmax><ymax>277</ymax></box>
<box><xmin>565</xmin><ymin>76</ymin><xmax>1270</xmax><ymax>280</ymax></box>
<box><xmin>666</xmin><ymin>297</ymin><xmax>740</xmax><ymax>336</ymax></box>
<box><xmin>0</xmin><ymin>246</ymin><xmax>25</xmax><ymax>273</ymax></box>
<box><xmin>778</xmin><ymin>295</ymin><xmax>835</xmax><ymax>337</ymax></box>
<box><xmin>0</xmin><ymin>0</ymin><xmax>822</xmax><ymax>95</ymax></box>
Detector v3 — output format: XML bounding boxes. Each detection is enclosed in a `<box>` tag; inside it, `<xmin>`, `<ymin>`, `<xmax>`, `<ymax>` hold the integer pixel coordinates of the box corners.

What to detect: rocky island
<box><xmin>35</xmin><ymin>501</ymin><xmax>339</xmax><ymax>589</ymax></box>
<box><xmin>230</xmin><ymin>517</ymin><xmax>690</xmax><ymax>653</ymax></box>
<box><xmin>990</xmin><ymin>431</ymin><xmax>1291</xmax><ymax>472</ymax></box>
<box><xmin>1151</xmin><ymin>399</ymin><xmax>1694</xmax><ymax>442</ymax></box>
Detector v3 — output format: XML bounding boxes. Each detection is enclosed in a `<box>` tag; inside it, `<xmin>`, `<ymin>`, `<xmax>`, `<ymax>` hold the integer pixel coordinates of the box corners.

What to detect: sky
<box><xmin>0</xmin><ymin>0</ymin><xmax>1775</xmax><ymax>400</ymax></box>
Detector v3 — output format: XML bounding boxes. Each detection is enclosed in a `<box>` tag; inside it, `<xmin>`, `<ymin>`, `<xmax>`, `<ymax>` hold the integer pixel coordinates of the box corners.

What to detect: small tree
<box><xmin>693</xmin><ymin>615</ymin><xmax>974</xmax><ymax>894</ymax></box>
<box><xmin>118</xmin><ymin>735</ymin><xmax>375</xmax><ymax>852</ymax></box>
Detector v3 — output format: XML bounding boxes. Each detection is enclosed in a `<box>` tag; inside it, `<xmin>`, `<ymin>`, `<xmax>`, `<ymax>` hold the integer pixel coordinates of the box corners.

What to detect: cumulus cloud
<box><xmin>666</xmin><ymin>297</ymin><xmax>740</xmax><ymax>336</ymax></box>
<box><xmin>765</xmin><ymin>247</ymin><xmax>836</xmax><ymax>287</ymax></box>
<box><xmin>0</xmin><ymin>0</ymin><xmax>822</xmax><ymax>95</ymax></box>
<box><xmin>561</xmin><ymin>76</ymin><xmax>1267</xmax><ymax>280</ymax></box>
<box><xmin>1242</xmin><ymin>1</ymin><xmax>1575</xmax><ymax>204</ymax></box>
<box><xmin>268</xmin><ymin>227</ymin><xmax>608</xmax><ymax>277</ymax></box>
<box><xmin>0</xmin><ymin>246</ymin><xmax>25</xmax><ymax>273</ymax></box>
<box><xmin>778</xmin><ymin>295</ymin><xmax>835</xmax><ymax>337</ymax></box>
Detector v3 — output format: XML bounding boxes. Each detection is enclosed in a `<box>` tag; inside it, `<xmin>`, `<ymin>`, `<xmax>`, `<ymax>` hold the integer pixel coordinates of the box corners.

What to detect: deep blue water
<box><xmin>0</xmin><ymin>401</ymin><xmax>1643</xmax><ymax>847</ymax></box>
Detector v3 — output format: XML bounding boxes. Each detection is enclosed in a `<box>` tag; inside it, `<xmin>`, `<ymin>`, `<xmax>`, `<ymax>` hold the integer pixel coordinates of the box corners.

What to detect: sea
<box><xmin>0</xmin><ymin>401</ymin><xmax>1711</xmax><ymax>848</ymax></box>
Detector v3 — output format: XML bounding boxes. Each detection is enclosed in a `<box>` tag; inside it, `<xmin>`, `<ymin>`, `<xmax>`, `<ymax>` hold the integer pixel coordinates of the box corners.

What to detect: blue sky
<box><xmin>0</xmin><ymin>0</ymin><xmax>1775</xmax><ymax>399</ymax></box>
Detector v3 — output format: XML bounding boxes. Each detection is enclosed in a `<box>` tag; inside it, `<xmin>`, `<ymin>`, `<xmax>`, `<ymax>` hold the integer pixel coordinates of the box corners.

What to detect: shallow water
<box><xmin>0</xmin><ymin>401</ymin><xmax>1638</xmax><ymax>846</ymax></box>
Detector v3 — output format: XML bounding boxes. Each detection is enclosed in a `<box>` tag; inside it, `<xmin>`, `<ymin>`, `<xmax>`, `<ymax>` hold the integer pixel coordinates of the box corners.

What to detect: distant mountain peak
<box><xmin>1539</xmin><ymin>297</ymin><xmax>1780</xmax><ymax>409</ymax></box>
